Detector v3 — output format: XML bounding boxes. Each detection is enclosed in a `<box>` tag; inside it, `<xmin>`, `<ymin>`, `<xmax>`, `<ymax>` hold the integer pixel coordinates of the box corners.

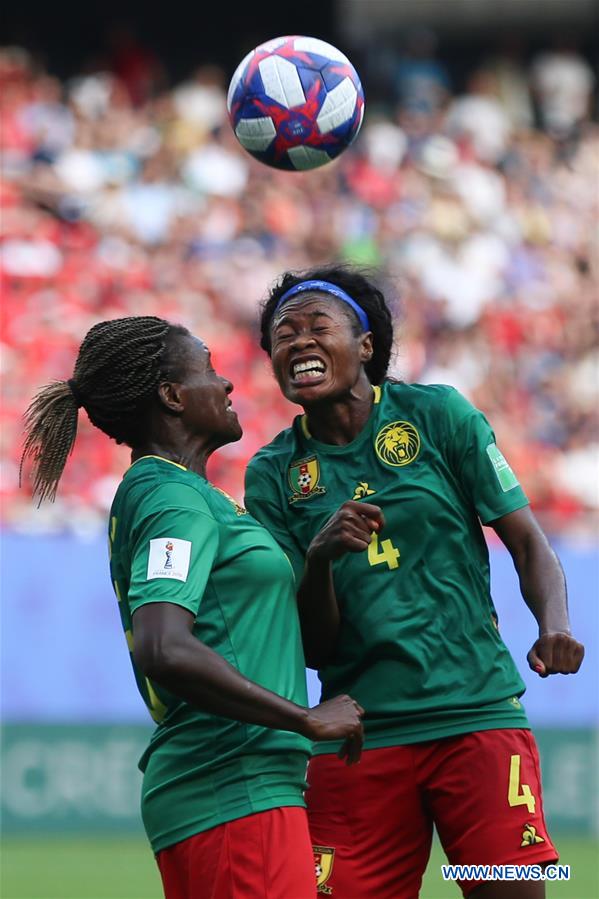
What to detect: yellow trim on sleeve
<box><xmin>372</xmin><ymin>385</ymin><xmax>381</xmax><ymax>404</ymax></box>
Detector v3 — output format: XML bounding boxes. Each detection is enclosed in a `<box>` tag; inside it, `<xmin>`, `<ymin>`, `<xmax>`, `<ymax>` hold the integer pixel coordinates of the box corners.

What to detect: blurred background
<box><xmin>1</xmin><ymin>0</ymin><xmax>597</xmax><ymax>897</ymax></box>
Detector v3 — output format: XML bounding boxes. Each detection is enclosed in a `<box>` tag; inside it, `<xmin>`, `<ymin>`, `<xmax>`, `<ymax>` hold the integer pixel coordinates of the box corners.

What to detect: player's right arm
<box><xmin>299</xmin><ymin>501</ymin><xmax>384</xmax><ymax>668</ymax></box>
<box><xmin>246</xmin><ymin>461</ymin><xmax>384</xmax><ymax>668</ymax></box>
<box><xmin>128</xmin><ymin>485</ymin><xmax>364</xmax><ymax>760</ymax></box>
<box><xmin>132</xmin><ymin>601</ymin><xmax>364</xmax><ymax>760</ymax></box>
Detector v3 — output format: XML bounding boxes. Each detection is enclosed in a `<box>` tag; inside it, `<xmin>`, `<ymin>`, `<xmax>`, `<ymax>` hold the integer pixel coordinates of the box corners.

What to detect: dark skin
<box><xmin>129</xmin><ymin>332</ymin><xmax>364</xmax><ymax>762</ymax></box>
<box><xmin>270</xmin><ymin>295</ymin><xmax>375</xmax><ymax>444</ymax></box>
<box><xmin>270</xmin><ymin>293</ymin><xmax>584</xmax><ymax>896</ymax></box>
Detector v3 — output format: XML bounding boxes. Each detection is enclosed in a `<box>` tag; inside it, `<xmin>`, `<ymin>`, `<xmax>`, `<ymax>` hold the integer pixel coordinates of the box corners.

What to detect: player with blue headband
<box><xmin>274</xmin><ymin>279</ymin><xmax>371</xmax><ymax>333</ymax></box>
<box><xmin>247</xmin><ymin>263</ymin><xmax>583</xmax><ymax>899</ymax></box>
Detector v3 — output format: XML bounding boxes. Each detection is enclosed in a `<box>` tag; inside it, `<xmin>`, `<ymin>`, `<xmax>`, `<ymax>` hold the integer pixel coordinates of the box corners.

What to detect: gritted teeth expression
<box><xmin>270</xmin><ymin>294</ymin><xmax>372</xmax><ymax>404</ymax></box>
<box><xmin>291</xmin><ymin>358</ymin><xmax>327</xmax><ymax>382</ymax></box>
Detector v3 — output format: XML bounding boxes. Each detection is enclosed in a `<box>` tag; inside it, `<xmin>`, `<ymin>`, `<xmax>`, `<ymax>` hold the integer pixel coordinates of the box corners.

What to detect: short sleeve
<box><xmin>245</xmin><ymin>462</ymin><xmax>305</xmax><ymax>583</ymax></box>
<box><xmin>128</xmin><ymin>484</ymin><xmax>219</xmax><ymax>615</ymax></box>
<box><xmin>443</xmin><ymin>388</ymin><xmax>529</xmax><ymax>524</ymax></box>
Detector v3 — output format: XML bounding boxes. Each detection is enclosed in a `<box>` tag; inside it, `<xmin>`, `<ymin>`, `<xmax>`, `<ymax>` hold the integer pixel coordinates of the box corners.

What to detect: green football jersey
<box><xmin>245</xmin><ymin>383</ymin><xmax>530</xmax><ymax>752</ymax></box>
<box><xmin>109</xmin><ymin>456</ymin><xmax>311</xmax><ymax>852</ymax></box>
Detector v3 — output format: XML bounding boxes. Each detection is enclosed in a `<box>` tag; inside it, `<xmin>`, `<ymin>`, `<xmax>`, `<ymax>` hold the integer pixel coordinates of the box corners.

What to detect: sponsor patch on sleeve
<box><xmin>147</xmin><ymin>538</ymin><xmax>192</xmax><ymax>582</ymax></box>
<box><xmin>486</xmin><ymin>443</ymin><xmax>520</xmax><ymax>492</ymax></box>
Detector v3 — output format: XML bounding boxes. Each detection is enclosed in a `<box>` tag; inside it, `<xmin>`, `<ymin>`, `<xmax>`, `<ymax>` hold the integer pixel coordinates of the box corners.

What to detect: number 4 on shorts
<box><xmin>508</xmin><ymin>754</ymin><xmax>536</xmax><ymax>814</ymax></box>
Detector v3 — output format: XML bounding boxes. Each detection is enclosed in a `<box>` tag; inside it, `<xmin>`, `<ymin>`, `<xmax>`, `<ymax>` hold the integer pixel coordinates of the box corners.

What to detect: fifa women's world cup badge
<box><xmin>288</xmin><ymin>456</ymin><xmax>326</xmax><ymax>503</ymax></box>
<box><xmin>375</xmin><ymin>421</ymin><xmax>420</xmax><ymax>467</ymax></box>
<box><xmin>147</xmin><ymin>537</ymin><xmax>192</xmax><ymax>583</ymax></box>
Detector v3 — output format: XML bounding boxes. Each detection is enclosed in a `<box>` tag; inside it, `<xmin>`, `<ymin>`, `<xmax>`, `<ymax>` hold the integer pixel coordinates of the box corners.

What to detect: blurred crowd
<box><xmin>1</xmin><ymin>34</ymin><xmax>597</xmax><ymax>539</ymax></box>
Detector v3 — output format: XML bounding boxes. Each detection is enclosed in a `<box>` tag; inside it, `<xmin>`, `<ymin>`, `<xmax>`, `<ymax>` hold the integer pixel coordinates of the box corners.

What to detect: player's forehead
<box><xmin>173</xmin><ymin>334</ymin><xmax>211</xmax><ymax>371</ymax></box>
<box><xmin>272</xmin><ymin>293</ymin><xmax>351</xmax><ymax>327</ymax></box>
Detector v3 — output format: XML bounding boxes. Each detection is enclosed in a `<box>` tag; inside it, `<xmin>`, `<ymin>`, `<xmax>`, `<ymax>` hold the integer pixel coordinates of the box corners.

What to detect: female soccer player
<box><xmin>245</xmin><ymin>267</ymin><xmax>585</xmax><ymax>899</ymax></box>
<box><xmin>21</xmin><ymin>315</ymin><xmax>364</xmax><ymax>899</ymax></box>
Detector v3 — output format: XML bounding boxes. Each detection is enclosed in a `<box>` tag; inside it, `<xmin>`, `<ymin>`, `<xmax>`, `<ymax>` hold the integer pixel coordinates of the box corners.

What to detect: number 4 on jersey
<box><xmin>368</xmin><ymin>531</ymin><xmax>400</xmax><ymax>570</ymax></box>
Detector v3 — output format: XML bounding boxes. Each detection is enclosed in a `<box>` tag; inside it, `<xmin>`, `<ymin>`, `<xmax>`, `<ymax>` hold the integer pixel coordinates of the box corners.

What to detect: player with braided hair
<box><xmin>21</xmin><ymin>316</ymin><xmax>184</xmax><ymax>502</ymax></box>
<box><xmin>22</xmin><ymin>315</ymin><xmax>365</xmax><ymax>899</ymax></box>
<box><xmin>245</xmin><ymin>266</ymin><xmax>584</xmax><ymax>898</ymax></box>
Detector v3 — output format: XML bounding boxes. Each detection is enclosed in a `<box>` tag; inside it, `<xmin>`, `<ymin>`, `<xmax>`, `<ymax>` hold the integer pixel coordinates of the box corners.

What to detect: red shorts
<box><xmin>156</xmin><ymin>807</ymin><xmax>316</xmax><ymax>899</ymax></box>
<box><xmin>307</xmin><ymin>729</ymin><xmax>557</xmax><ymax>899</ymax></box>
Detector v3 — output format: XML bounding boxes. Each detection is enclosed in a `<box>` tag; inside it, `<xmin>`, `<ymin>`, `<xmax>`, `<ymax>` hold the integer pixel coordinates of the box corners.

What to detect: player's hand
<box><xmin>301</xmin><ymin>695</ymin><xmax>365</xmax><ymax>764</ymax></box>
<box><xmin>527</xmin><ymin>632</ymin><xmax>584</xmax><ymax>677</ymax></box>
<box><xmin>307</xmin><ymin>501</ymin><xmax>384</xmax><ymax>562</ymax></box>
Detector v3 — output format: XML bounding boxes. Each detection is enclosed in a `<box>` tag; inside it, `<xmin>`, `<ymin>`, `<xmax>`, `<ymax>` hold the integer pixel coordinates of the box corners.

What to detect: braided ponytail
<box><xmin>21</xmin><ymin>316</ymin><xmax>189</xmax><ymax>503</ymax></box>
<box><xmin>20</xmin><ymin>380</ymin><xmax>81</xmax><ymax>503</ymax></box>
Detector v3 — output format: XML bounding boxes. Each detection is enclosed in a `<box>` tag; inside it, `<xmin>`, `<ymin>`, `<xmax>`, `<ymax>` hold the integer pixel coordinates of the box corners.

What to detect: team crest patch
<box><xmin>288</xmin><ymin>456</ymin><xmax>326</xmax><ymax>503</ymax></box>
<box><xmin>375</xmin><ymin>421</ymin><xmax>420</xmax><ymax>467</ymax></box>
<box><xmin>521</xmin><ymin>824</ymin><xmax>544</xmax><ymax>847</ymax></box>
<box><xmin>313</xmin><ymin>845</ymin><xmax>335</xmax><ymax>894</ymax></box>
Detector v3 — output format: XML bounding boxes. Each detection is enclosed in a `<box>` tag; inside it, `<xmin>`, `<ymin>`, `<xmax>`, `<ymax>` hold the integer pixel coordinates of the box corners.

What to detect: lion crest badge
<box><xmin>375</xmin><ymin>421</ymin><xmax>420</xmax><ymax>467</ymax></box>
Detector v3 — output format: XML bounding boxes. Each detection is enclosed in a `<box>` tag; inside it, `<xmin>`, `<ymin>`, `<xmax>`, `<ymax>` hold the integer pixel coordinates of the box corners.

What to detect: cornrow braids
<box><xmin>21</xmin><ymin>316</ymin><xmax>188</xmax><ymax>503</ymax></box>
<box><xmin>259</xmin><ymin>264</ymin><xmax>396</xmax><ymax>385</ymax></box>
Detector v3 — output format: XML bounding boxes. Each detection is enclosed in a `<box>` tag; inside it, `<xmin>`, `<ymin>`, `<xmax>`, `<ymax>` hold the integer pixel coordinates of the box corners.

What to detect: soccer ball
<box><xmin>227</xmin><ymin>36</ymin><xmax>364</xmax><ymax>171</ymax></box>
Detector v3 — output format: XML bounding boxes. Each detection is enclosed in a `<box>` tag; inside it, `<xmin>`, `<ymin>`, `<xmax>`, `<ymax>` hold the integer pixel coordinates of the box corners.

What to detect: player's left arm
<box><xmin>442</xmin><ymin>387</ymin><xmax>584</xmax><ymax>679</ymax></box>
<box><xmin>491</xmin><ymin>507</ymin><xmax>585</xmax><ymax>678</ymax></box>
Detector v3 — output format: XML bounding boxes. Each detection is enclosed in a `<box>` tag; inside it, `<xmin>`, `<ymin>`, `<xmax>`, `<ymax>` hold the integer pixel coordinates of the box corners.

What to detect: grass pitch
<box><xmin>1</xmin><ymin>834</ymin><xmax>597</xmax><ymax>899</ymax></box>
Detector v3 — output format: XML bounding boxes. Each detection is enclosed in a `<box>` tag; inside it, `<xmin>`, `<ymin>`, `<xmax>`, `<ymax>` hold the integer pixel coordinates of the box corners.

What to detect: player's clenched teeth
<box><xmin>291</xmin><ymin>359</ymin><xmax>326</xmax><ymax>381</ymax></box>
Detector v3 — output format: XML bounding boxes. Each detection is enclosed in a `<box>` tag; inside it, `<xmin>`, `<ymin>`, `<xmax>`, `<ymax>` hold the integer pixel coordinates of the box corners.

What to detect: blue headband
<box><xmin>274</xmin><ymin>280</ymin><xmax>370</xmax><ymax>332</ymax></box>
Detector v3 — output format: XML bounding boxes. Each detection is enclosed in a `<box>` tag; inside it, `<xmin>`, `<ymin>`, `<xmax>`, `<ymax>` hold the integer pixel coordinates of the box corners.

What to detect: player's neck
<box><xmin>131</xmin><ymin>437</ymin><xmax>215</xmax><ymax>478</ymax></box>
<box><xmin>304</xmin><ymin>381</ymin><xmax>374</xmax><ymax>446</ymax></box>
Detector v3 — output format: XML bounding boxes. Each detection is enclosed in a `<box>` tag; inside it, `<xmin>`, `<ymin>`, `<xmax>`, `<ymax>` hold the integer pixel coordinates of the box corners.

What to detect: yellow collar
<box><xmin>128</xmin><ymin>454</ymin><xmax>188</xmax><ymax>472</ymax></box>
<box><xmin>301</xmin><ymin>384</ymin><xmax>381</xmax><ymax>439</ymax></box>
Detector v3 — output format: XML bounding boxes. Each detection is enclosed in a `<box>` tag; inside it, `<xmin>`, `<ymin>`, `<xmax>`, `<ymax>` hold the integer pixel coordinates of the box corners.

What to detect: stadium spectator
<box><xmin>530</xmin><ymin>38</ymin><xmax>595</xmax><ymax>139</ymax></box>
<box><xmin>393</xmin><ymin>26</ymin><xmax>451</xmax><ymax>115</ymax></box>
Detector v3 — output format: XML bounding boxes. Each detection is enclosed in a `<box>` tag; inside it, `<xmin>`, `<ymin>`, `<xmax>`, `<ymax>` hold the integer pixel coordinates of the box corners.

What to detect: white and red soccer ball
<box><xmin>227</xmin><ymin>36</ymin><xmax>364</xmax><ymax>171</ymax></box>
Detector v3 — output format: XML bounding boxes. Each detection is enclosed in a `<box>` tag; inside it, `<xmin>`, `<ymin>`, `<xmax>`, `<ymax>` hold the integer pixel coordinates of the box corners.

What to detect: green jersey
<box><xmin>109</xmin><ymin>456</ymin><xmax>311</xmax><ymax>852</ymax></box>
<box><xmin>245</xmin><ymin>383</ymin><xmax>530</xmax><ymax>752</ymax></box>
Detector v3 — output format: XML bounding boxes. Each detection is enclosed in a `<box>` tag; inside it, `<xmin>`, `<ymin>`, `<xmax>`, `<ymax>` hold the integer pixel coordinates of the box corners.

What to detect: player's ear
<box><xmin>157</xmin><ymin>381</ymin><xmax>184</xmax><ymax>413</ymax></box>
<box><xmin>359</xmin><ymin>331</ymin><xmax>373</xmax><ymax>364</ymax></box>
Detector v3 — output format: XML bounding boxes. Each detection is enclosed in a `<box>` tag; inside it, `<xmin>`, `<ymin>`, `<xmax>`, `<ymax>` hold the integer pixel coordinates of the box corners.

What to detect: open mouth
<box><xmin>290</xmin><ymin>358</ymin><xmax>327</xmax><ymax>384</ymax></box>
